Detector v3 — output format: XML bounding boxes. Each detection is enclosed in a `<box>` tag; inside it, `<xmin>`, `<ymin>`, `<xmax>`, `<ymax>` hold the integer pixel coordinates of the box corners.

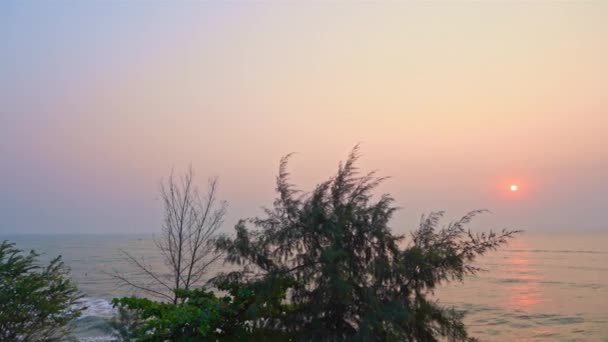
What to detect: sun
<box><xmin>510</xmin><ymin>184</ymin><xmax>518</xmax><ymax>192</ymax></box>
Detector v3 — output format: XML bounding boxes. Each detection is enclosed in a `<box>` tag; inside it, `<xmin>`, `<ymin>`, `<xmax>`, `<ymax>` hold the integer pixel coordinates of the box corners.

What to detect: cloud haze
<box><xmin>1</xmin><ymin>2</ymin><xmax>607</xmax><ymax>234</ymax></box>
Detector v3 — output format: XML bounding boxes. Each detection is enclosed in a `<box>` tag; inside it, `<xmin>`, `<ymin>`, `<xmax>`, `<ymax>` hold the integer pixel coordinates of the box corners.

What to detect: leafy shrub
<box><xmin>0</xmin><ymin>240</ymin><xmax>84</xmax><ymax>341</ymax></box>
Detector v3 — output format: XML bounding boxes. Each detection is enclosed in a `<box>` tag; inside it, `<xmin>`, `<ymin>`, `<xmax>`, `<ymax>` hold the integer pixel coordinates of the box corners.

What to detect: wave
<box><xmin>506</xmin><ymin>249</ymin><xmax>608</xmax><ymax>254</ymax></box>
<box><xmin>77</xmin><ymin>297</ymin><xmax>117</xmax><ymax>319</ymax></box>
<box><xmin>77</xmin><ymin>337</ymin><xmax>117</xmax><ymax>342</ymax></box>
<box><xmin>73</xmin><ymin>298</ymin><xmax>119</xmax><ymax>341</ymax></box>
<box><xmin>491</xmin><ymin>278</ymin><xmax>607</xmax><ymax>289</ymax></box>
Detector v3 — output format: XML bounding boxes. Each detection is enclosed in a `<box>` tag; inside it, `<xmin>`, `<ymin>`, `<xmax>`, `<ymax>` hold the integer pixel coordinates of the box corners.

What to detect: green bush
<box><xmin>112</xmin><ymin>286</ymin><xmax>293</xmax><ymax>341</ymax></box>
<box><xmin>0</xmin><ymin>240</ymin><xmax>84</xmax><ymax>341</ymax></box>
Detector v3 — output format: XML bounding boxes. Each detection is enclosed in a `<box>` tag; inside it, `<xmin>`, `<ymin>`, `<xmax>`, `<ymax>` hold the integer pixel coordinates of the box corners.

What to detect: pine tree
<box><xmin>216</xmin><ymin>146</ymin><xmax>519</xmax><ymax>341</ymax></box>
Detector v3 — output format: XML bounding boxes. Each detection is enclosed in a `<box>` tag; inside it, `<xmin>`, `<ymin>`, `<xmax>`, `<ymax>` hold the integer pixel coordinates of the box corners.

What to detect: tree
<box><xmin>0</xmin><ymin>240</ymin><xmax>84</xmax><ymax>342</ymax></box>
<box><xmin>112</xmin><ymin>167</ymin><xmax>227</xmax><ymax>304</ymax></box>
<box><xmin>215</xmin><ymin>146</ymin><xmax>520</xmax><ymax>341</ymax></box>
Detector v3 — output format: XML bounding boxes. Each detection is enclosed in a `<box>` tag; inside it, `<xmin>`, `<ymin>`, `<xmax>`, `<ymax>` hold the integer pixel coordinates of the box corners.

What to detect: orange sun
<box><xmin>510</xmin><ymin>184</ymin><xmax>518</xmax><ymax>192</ymax></box>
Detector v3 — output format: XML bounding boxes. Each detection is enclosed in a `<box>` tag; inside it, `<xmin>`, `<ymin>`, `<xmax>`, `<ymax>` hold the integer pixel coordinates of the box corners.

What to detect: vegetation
<box><xmin>113</xmin><ymin>147</ymin><xmax>519</xmax><ymax>341</ymax></box>
<box><xmin>112</xmin><ymin>285</ymin><xmax>292</xmax><ymax>341</ymax></box>
<box><xmin>108</xmin><ymin>304</ymin><xmax>145</xmax><ymax>341</ymax></box>
<box><xmin>0</xmin><ymin>240</ymin><xmax>84</xmax><ymax>342</ymax></box>
<box><xmin>111</xmin><ymin>167</ymin><xmax>227</xmax><ymax>304</ymax></box>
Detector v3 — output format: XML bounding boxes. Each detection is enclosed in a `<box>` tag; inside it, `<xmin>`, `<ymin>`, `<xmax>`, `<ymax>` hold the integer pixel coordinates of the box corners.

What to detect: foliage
<box><xmin>0</xmin><ymin>240</ymin><xmax>84</xmax><ymax>342</ymax></box>
<box><xmin>112</xmin><ymin>147</ymin><xmax>519</xmax><ymax>341</ymax></box>
<box><xmin>214</xmin><ymin>146</ymin><xmax>520</xmax><ymax>341</ymax></box>
<box><xmin>112</xmin><ymin>285</ymin><xmax>293</xmax><ymax>341</ymax></box>
<box><xmin>108</xmin><ymin>305</ymin><xmax>145</xmax><ymax>341</ymax></box>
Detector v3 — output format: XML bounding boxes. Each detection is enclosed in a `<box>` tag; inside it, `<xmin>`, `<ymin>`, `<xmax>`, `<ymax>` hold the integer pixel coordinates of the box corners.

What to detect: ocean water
<box><xmin>1</xmin><ymin>232</ymin><xmax>607</xmax><ymax>341</ymax></box>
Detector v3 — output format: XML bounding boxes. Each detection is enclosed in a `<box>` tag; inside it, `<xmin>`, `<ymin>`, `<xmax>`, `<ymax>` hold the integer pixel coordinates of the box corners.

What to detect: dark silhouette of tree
<box><xmin>111</xmin><ymin>167</ymin><xmax>226</xmax><ymax>304</ymax></box>
<box><xmin>215</xmin><ymin>146</ymin><xmax>520</xmax><ymax>341</ymax></box>
<box><xmin>0</xmin><ymin>240</ymin><xmax>84</xmax><ymax>341</ymax></box>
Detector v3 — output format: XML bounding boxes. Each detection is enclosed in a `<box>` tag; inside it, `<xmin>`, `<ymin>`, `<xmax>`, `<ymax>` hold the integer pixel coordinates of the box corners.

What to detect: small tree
<box><xmin>112</xmin><ymin>167</ymin><xmax>226</xmax><ymax>304</ymax></box>
<box><xmin>215</xmin><ymin>146</ymin><xmax>520</xmax><ymax>341</ymax></box>
<box><xmin>0</xmin><ymin>240</ymin><xmax>84</xmax><ymax>342</ymax></box>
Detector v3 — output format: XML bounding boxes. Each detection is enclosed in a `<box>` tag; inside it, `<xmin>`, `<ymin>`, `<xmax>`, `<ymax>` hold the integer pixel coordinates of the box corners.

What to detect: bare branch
<box><xmin>113</xmin><ymin>167</ymin><xmax>226</xmax><ymax>303</ymax></box>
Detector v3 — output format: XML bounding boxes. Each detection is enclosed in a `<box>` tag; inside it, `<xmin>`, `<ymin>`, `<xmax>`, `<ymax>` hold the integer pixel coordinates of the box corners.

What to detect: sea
<box><xmin>1</xmin><ymin>232</ymin><xmax>607</xmax><ymax>341</ymax></box>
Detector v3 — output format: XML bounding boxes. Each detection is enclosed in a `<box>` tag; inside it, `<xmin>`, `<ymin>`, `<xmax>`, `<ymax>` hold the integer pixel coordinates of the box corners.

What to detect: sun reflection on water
<box><xmin>504</xmin><ymin>245</ymin><xmax>544</xmax><ymax>312</ymax></box>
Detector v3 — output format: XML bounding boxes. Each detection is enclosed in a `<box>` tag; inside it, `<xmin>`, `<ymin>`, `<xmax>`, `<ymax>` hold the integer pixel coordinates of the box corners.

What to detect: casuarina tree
<box><xmin>215</xmin><ymin>146</ymin><xmax>519</xmax><ymax>341</ymax></box>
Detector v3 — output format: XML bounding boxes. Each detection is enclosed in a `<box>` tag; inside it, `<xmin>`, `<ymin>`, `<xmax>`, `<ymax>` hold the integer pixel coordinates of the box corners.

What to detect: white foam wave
<box><xmin>77</xmin><ymin>297</ymin><xmax>117</xmax><ymax>318</ymax></box>
<box><xmin>77</xmin><ymin>336</ymin><xmax>117</xmax><ymax>342</ymax></box>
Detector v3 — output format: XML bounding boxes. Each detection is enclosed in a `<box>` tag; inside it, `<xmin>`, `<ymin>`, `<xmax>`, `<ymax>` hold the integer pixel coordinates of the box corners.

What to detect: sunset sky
<box><xmin>1</xmin><ymin>2</ymin><xmax>607</xmax><ymax>234</ymax></box>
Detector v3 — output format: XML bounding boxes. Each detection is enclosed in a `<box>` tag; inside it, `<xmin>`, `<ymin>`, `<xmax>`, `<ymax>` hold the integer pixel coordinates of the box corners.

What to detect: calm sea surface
<box><xmin>2</xmin><ymin>232</ymin><xmax>607</xmax><ymax>341</ymax></box>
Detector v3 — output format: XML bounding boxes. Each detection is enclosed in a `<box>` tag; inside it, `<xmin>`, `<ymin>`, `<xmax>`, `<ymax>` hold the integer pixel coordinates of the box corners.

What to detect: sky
<box><xmin>1</xmin><ymin>1</ymin><xmax>607</xmax><ymax>234</ymax></box>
